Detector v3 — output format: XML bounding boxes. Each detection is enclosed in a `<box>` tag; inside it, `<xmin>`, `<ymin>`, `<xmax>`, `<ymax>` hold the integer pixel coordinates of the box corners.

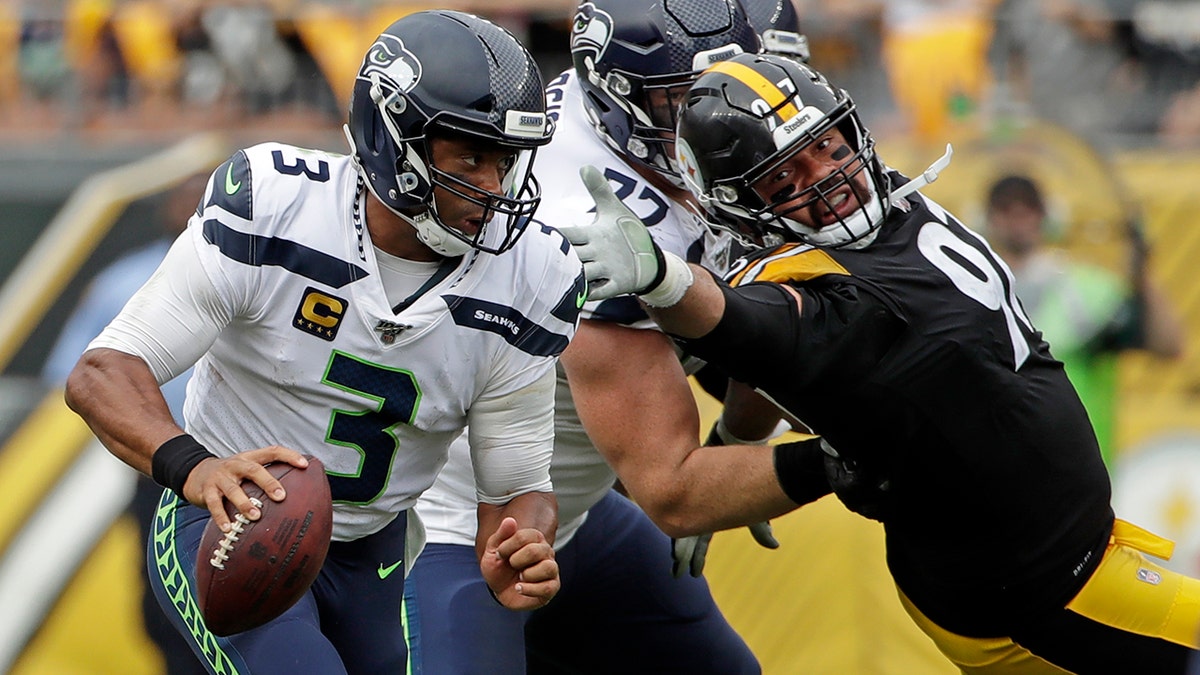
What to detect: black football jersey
<box><xmin>684</xmin><ymin>184</ymin><xmax>1114</xmax><ymax>636</ymax></box>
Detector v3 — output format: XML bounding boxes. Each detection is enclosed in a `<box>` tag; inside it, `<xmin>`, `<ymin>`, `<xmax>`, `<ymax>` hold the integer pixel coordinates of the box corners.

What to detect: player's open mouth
<box><xmin>819</xmin><ymin>190</ymin><xmax>857</xmax><ymax>225</ymax></box>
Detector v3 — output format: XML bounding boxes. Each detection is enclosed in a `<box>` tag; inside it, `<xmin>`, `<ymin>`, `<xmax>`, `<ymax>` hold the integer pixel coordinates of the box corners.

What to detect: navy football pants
<box><xmin>147</xmin><ymin>490</ymin><xmax>410</xmax><ymax>675</ymax></box>
<box><xmin>405</xmin><ymin>490</ymin><xmax>760</xmax><ymax>674</ymax></box>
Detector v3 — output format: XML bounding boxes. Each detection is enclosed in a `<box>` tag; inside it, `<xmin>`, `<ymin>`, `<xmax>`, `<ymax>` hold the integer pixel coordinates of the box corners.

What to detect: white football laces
<box><xmin>208</xmin><ymin>497</ymin><xmax>263</xmax><ymax>570</ymax></box>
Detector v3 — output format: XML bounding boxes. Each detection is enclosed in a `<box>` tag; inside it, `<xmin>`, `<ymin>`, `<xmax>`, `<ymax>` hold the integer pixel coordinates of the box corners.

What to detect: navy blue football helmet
<box><xmin>739</xmin><ymin>0</ymin><xmax>809</xmax><ymax>61</ymax></box>
<box><xmin>347</xmin><ymin>11</ymin><xmax>552</xmax><ymax>256</ymax></box>
<box><xmin>570</xmin><ymin>0</ymin><xmax>758</xmax><ymax>183</ymax></box>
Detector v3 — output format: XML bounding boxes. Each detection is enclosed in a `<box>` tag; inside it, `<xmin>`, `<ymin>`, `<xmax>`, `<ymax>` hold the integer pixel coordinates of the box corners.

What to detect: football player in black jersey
<box><xmin>562</xmin><ymin>52</ymin><xmax>1200</xmax><ymax>674</ymax></box>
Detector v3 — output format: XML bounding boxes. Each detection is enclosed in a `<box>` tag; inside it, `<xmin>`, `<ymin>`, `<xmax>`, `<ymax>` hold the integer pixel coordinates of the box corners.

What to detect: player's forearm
<box><xmin>562</xmin><ymin>321</ymin><xmax>708</xmax><ymax>522</ymax></box>
<box><xmin>641</xmin><ymin>264</ymin><xmax>727</xmax><ymax>339</ymax></box>
<box><xmin>64</xmin><ymin>348</ymin><xmax>186</xmax><ymax>476</ymax></box>
<box><xmin>719</xmin><ymin>380</ymin><xmax>788</xmax><ymax>441</ymax></box>
<box><xmin>640</xmin><ymin>442</ymin><xmax>797</xmax><ymax>538</ymax></box>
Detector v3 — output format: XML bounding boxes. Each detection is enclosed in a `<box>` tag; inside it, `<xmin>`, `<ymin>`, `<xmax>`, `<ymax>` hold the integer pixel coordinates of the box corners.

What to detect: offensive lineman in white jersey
<box><xmin>405</xmin><ymin>1</ymin><xmax>781</xmax><ymax>673</ymax></box>
<box><xmin>64</xmin><ymin>12</ymin><xmax>582</xmax><ymax>675</ymax></box>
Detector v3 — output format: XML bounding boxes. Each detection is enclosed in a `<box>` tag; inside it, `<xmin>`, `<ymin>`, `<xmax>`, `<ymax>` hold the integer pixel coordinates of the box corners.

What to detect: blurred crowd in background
<box><xmin>0</xmin><ymin>0</ymin><xmax>1198</xmax><ymax>150</ymax></box>
<box><xmin>0</xmin><ymin>4</ymin><xmax>1198</xmax><ymax>673</ymax></box>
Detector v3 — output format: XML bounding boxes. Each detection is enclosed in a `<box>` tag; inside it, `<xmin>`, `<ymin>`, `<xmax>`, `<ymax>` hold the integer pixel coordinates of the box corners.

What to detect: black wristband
<box><xmin>151</xmin><ymin>434</ymin><xmax>216</xmax><ymax>499</ymax></box>
<box><xmin>773</xmin><ymin>438</ymin><xmax>834</xmax><ymax>506</ymax></box>
<box><xmin>642</xmin><ymin>240</ymin><xmax>668</xmax><ymax>295</ymax></box>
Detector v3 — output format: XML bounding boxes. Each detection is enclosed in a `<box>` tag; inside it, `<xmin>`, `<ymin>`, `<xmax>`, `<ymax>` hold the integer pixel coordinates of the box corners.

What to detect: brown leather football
<box><xmin>194</xmin><ymin>456</ymin><xmax>332</xmax><ymax>636</ymax></box>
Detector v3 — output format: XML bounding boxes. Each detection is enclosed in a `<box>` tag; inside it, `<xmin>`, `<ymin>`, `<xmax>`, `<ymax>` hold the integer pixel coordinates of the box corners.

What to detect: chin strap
<box><xmin>890</xmin><ymin>143</ymin><xmax>953</xmax><ymax>203</ymax></box>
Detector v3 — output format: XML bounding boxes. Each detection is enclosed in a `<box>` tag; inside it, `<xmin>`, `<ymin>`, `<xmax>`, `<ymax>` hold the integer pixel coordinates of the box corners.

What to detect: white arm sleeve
<box><xmin>86</xmin><ymin>232</ymin><xmax>230</xmax><ymax>384</ymax></box>
<box><xmin>467</xmin><ymin>366</ymin><xmax>556</xmax><ymax>505</ymax></box>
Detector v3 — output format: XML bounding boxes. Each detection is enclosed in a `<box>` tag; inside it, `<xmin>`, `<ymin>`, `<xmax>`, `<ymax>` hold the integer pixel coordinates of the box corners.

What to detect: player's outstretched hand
<box><xmin>481</xmin><ymin>517</ymin><xmax>560</xmax><ymax>610</ymax></box>
<box><xmin>559</xmin><ymin>165</ymin><xmax>666</xmax><ymax>301</ymax></box>
<box><xmin>182</xmin><ymin>446</ymin><xmax>310</xmax><ymax>533</ymax></box>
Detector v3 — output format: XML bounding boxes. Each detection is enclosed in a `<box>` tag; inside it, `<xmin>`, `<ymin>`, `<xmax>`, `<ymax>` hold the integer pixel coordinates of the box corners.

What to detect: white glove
<box><xmin>561</xmin><ymin>165</ymin><xmax>693</xmax><ymax>304</ymax></box>
<box><xmin>747</xmin><ymin>521</ymin><xmax>780</xmax><ymax>549</ymax></box>
<box><xmin>672</xmin><ymin>532</ymin><xmax>712</xmax><ymax>579</ymax></box>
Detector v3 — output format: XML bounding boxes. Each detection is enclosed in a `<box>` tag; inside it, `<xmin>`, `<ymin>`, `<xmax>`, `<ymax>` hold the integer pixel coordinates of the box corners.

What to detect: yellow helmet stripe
<box><xmin>708</xmin><ymin>60</ymin><xmax>799</xmax><ymax>121</ymax></box>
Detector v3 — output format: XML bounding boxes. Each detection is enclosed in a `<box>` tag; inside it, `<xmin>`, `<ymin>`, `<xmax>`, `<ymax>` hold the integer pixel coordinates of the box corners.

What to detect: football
<box><xmin>194</xmin><ymin>456</ymin><xmax>333</xmax><ymax>636</ymax></box>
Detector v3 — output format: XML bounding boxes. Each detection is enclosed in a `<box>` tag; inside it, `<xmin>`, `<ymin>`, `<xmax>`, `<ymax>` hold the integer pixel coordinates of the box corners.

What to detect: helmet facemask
<box><xmin>677</xmin><ymin>54</ymin><xmax>891</xmax><ymax>249</ymax></box>
<box><xmin>601</xmin><ymin>70</ymin><xmax>697</xmax><ymax>183</ymax></box>
<box><xmin>736</xmin><ymin>109</ymin><xmax>886</xmax><ymax>249</ymax></box>
<box><xmin>347</xmin><ymin>11</ymin><xmax>551</xmax><ymax>258</ymax></box>
<box><xmin>420</xmin><ymin>135</ymin><xmax>542</xmax><ymax>256</ymax></box>
<box><xmin>361</xmin><ymin>74</ymin><xmax>544</xmax><ymax>257</ymax></box>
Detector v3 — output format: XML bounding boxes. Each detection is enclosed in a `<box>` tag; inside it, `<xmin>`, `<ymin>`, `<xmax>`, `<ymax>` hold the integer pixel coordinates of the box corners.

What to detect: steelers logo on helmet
<box><xmin>674</xmin><ymin>137</ymin><xmax>705</xmax><ymax>201</ymax></box>
<box><xmin>357</xmin><ymin>35</ymin><xmax>422</xmax><ymax>96</ymax></box>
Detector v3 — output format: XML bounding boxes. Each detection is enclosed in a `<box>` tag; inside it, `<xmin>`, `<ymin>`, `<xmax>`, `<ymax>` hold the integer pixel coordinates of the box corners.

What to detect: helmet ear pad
<box><xmin>350</xmin><ymin>79</ymin><xmax>434</xmax><ymax>212</ymax></box>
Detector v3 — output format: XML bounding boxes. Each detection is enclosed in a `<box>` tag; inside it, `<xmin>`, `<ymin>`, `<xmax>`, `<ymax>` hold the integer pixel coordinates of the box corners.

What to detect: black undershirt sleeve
<box><xmin>679</xmin><ymin>272</ymin><xmax>801</xmax><ymax>380</ymax></box>
<box><xmin>772</xmin><ymin>438</ymin><xmax>833</xmax><ymax>506</ymax></box>
<box><xmin>678</xmin><ymin>271</ymin><xmax>903</xmax><ymax>391</ymax></box>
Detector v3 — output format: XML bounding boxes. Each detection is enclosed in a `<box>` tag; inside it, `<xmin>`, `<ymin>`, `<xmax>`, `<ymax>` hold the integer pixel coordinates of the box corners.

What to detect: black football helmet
<box><xmin>570</xmin><ymin>0</ymin><xmax>758</xmax><ymax>184</ymax></box>
<box><xmin>346</xmin><ymin>11</ymin><xmax>552</xmax><ymax>256</ymax></box>
<box><xmin>739</xmin><ymin>0</ymin><xmax>809</xmax><ymax>61</ymax></box>
<box><xmin>674</xmin><ymin>53</ymin><xmax>889</xmax><ymax>248</ymax></box>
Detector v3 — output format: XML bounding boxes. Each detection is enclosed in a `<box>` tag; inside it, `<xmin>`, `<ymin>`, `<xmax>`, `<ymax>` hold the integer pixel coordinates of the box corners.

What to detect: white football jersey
<box><xmin>91</xmin><ymin>143</ymin><xmax>583</xmax><ymax>542</ymax></box>
<box><xmin>416</xmin><ymin>71</ymin><xmax>739</xmax><ymax>548</ymax></box>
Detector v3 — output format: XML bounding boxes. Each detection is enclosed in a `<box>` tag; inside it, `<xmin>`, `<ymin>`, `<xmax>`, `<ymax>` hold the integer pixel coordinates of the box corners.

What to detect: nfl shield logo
<box><xmin>1136</xmin><ymin>568</ymin><xmax>1163</xmax><ymax>585</ymax></box>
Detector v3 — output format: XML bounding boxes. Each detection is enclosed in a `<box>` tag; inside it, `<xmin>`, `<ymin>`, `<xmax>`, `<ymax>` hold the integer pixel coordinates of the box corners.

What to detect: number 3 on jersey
<box><xmin>917</xmin><ymin>221</ymin><xmax>1036</xmax><ymax>370</ymax></box>
<box><xmin>321</xmin><ymin>351</ymin><xmax>421</xmax><ymax>504</ymax></box>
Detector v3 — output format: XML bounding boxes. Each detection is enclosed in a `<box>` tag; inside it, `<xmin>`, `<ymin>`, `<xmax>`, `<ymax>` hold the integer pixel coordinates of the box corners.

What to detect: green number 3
<box><xmin>321</xmin><ymin>350</ymin><xmax>421</xmax><ymax>504</ymax></box>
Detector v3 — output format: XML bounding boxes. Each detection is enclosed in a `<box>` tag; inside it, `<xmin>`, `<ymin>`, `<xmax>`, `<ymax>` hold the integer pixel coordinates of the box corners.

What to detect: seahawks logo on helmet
<box><xmin>570</xmin><ymin>3</ymin><xmax>613</xmax><ymax>75</ymax></box>
<box><xmin>358</xmin><ymin>34</ymin><xmax>422</xmax><ymax>93</ymax></box>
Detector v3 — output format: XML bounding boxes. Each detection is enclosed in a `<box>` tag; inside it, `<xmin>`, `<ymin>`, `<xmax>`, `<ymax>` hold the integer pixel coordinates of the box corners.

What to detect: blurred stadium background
<box><xmin>0</xmin><ymin>1</ymin><xmax>1198</xmax><ymax>673</ymax></box>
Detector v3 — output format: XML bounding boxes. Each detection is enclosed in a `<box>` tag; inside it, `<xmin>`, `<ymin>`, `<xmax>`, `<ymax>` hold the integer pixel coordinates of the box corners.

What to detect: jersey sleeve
<box><xmin>86</xmin><ymin>227</ymin><xmax>231</xmax><ymax>384</ymax></box>
<box><xmin>467</xmin><ymin>366</ymin><xmax>556</xmax><ymax>504</ymax></box>
<box><xmin>682</xmin><ymin>269</ymin><xmax>905</xmax><ymax>393</ymax></box>
<box><xmin>85</xmin><ymin>149</ymin><xmax>274</xmax><ymax>384</ymax></box>
<box><xmin>462</xmin><ymin>224</ymin><xmax>582</xmax><ymax>504</ymax></box>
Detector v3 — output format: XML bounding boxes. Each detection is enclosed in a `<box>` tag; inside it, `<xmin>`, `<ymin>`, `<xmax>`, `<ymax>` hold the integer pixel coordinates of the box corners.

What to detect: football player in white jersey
<box><xmin>405</xmin><ymin>1</ymin><xmax>772</xmax><ymax>673</ymax></box>
<box><xmin>63</xmin><ymin>11</ymin><xmax>582</xmax><ymax>675</ymax></box>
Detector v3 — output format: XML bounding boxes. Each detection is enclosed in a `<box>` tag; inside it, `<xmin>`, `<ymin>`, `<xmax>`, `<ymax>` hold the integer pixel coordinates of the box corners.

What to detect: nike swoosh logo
<box><xmin>224</xmin><ymin>163</ymin><xmax>241</xmax><ymax>195</ymax></box>
<box><xmin>377</xmin><ymin>560</ymin><xmax>403</xmax><ymax>580</ymax></box>
<box><xmin>576</xmin><ymin>290</ymin><xmax>587</xmax><ymax>308</ymax></box>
